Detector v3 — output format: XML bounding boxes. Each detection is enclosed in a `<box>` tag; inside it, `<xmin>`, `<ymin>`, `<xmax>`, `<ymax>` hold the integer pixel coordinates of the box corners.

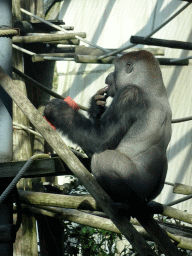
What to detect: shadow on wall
<box><xmin>58</xmin><ymin>0</ymin><xmax>183</xmax><ymax>99</ymax></box>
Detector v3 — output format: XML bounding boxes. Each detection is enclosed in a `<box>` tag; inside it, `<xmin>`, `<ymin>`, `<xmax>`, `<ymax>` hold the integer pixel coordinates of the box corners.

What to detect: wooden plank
<box><xmin>0</xmin><ymin>157</ymin><xmax>70</xmax><ymax>178</ymax></box>
<box><xmin>12</xmin><ymin>32</ymin><xmax>86</xmax><ymax>43</ymax></box>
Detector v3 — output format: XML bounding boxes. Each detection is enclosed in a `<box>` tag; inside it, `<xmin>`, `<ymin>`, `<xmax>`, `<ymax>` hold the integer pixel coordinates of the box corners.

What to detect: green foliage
<box><xmin>62</xmin><ymin>221</ymin><xmax>121</xmax><ymax>255</ymax></box>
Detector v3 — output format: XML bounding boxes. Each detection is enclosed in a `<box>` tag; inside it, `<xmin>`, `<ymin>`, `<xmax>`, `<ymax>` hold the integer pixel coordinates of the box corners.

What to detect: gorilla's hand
<box><xmin>88</xmin><ymin>87</ymin><xmax>108</xmax><ymax>121</ymax></box>
<box><xmin>94</xmin><ymin>87</ymin><xmax>108</xmax><ymax>107</ymax></box>
<box><xmin>44</xmin><ymin>99</ymin><xmax>72</xmax><ymax>129</ymax></box>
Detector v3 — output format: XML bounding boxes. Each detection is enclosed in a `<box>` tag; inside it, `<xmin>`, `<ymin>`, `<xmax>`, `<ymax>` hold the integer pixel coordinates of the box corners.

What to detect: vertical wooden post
<box><xmin>12</xmin><ymin>1</ymin><xmax>38</xmax><ymax>255</ymax></box>
<box><xmin>30</xmin><ymin>0</ymin><xmax>45</xmax><ymax>22</ymax></box>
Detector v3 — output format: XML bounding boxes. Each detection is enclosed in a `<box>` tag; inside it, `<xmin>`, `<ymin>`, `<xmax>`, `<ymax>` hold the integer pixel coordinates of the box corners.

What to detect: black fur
<box><xmin>44</xmin><ymin>50</ymin><xmax>172</xmax><ymax>207</ymax></box>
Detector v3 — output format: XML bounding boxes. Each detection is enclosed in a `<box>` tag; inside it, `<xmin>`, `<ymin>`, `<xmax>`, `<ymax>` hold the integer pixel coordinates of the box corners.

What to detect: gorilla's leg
<box><xmin>91</xmin><ymin>150</ymin><xmax>164</xmax><ymax>218</ymax></box>
<box><xmin>91</xmin><ymin>150</ymin><xmax>146</xmax><ymax>204</ymax></box>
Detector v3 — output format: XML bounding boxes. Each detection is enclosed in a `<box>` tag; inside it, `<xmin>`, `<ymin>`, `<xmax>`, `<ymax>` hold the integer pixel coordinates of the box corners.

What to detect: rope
<box><xmin>0</xmin><ymin>154</ymin><xmax>50</xmax><ymax>205</ymax></box>
<box><xmin>0</xmin><ymin>26</ymin><xmax>18</xmax><ymax>37</ymax></box>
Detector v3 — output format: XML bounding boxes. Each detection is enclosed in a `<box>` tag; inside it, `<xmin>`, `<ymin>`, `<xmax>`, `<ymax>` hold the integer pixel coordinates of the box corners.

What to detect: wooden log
<box><xmin>21</xmin><ymin>204</ymin><xmax>192</xmax><ymax>251</ymax></box>
<box><xmin>19</xmin><ymin>190</ymin><xmax>102</xmax><ymax>211</ymax></box>
<box><xmin>75</xmin><ymin>45</ymin><xmax>165</xmax><ymax>56</ymax></box>
<box><xmin>19</xmin><ymin>190</ymin><xmax>192</xmax><ymax>227</ymax></box>
<box><xmin>12</xmin><ymin>32</ymin><xmax>86</xmax><ymax>43</ymax></box>
<box><xmin>48</xmin><ymin>39</ymin><xmax>79</xmax><ymax>45</ymax></box>
<box><xmin>75</xmin><ymin>54</ymin><xmax>115</xmax><ymax>64</ymax></box>
<box><xmin>0</xmin><ymin>65</ymin><xmax>157</xmax><ymax>256</ymax></box>
<box><xmin>130</xmin><ymin>36</ymin><xmax>192</xmax><ymax>50</ymax></box>
<box><xmin>53</xmin><ymin>45</ymin><xmax>164</xmax><ymax>55</ymax></box>
<box><xmin>32</xmin><ymin>53</ymin><xmax>75</xmax><ymax>62</ymax></box>
<box><xmin>75</xmin><ymin>54</ymin><xmax>188</xmax><ymax>66</ymax></box>
<box><xmin>173</xmin><ymin>183</ymin><xmax>192</xmax><ymax>195</ymax></box>
<box><xmin>163</xmin><ymin>205</ymin><xmax>192</xmax><ymax>225</ymax></box>
<box><xmin>21</xmin><ymin>203</ymin><xmax>150</xmax><ymax>239</ymax></box>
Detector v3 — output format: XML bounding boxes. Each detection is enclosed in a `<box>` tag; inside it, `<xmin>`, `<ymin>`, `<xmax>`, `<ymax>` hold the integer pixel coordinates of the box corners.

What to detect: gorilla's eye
<box><xmin>126</xmin><ymin>62</ymin><xmax>133</xmax><ymax>73</ymax></box>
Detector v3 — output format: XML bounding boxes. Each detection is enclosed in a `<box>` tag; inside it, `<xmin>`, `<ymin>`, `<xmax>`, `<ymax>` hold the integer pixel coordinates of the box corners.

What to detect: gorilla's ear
<box><xmin>126</xmin><ymin>62</ymin><xmax>133</xmax><ymax>74</ymax></box>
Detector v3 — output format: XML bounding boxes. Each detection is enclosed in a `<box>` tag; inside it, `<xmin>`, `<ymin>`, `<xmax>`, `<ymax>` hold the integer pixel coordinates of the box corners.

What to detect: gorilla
<box><xmin>44</xmin><ymin>50</ymin><xmax>172</xmax><ymax>214</ymax></box>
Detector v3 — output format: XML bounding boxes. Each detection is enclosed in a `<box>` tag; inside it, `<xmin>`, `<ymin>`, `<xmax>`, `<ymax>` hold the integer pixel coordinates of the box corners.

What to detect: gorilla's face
<box><xmin>105</xmin><ymin>72</ymin><xmax>117</xmax><ymax>97</ymax></box>
<box><xmin>105</xmin><ymin>50</ymin><xmax>162</xmax><ymax>97</ymax></box>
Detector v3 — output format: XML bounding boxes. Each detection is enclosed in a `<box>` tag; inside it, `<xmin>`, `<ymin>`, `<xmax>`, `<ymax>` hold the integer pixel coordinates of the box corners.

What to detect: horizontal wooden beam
<box><xmin>131</xmin><ymin>36</ymin><xmax>192</xmax><ymax>50</ymax></box>
<box><xmin>0</xmin><ymin>156</ymin><xmax>90</xmax><ymax>178</ymax></box>
<box><xmin>0</xmin><ymin>157</ymin><xmax>69</xmax><ymax>178</ymax></box>
<box><xmin>12</xmin><ymin>32</ymin><xmax>86</xmax><ymax>44</ymax></box>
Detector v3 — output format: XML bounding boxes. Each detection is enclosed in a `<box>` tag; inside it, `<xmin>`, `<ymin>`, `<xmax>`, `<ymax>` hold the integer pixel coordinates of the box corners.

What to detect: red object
<box><xmin>64</xmin><ymin>96</ymin><xmax>80</xmax><ymax>110</ymax></box>
<box><xmin>44</xmin><ymin>96</ymin><xmax>79</xmax><ymax>130</ymax></box>
<box><xmin>44</xmin><ymin>116</ymin><xmax>56</xmax><ymax>130</ymax></box>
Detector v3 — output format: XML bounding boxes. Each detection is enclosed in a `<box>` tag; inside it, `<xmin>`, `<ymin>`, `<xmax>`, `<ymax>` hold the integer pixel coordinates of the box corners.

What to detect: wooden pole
<box><xmin>173</xmin><ymin>183</ymin><xmax>192</xmax><ymax>195</ymax></box>
<box><xmin>12</xmin><ymin>32</ymin><xmax>86</xmax><ymax>43</ymax></box>
<box><xmin>75</xmin><ymin>54</ymin><xmax>189</xmax><ymax>66</ymax></box>
<box><xmin>130</xmin><ymin>36</ymin><xmax>192</xmax><ymax>50</ymax></box>
<box><xmin>12</xmin><ymin>1</ymin><xmax>38</xmax><ymax>255</ymax></box>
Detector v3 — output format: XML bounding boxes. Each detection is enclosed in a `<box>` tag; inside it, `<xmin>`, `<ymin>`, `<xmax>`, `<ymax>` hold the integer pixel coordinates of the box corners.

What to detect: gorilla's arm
<box><xmin>44</xmin><ymin>85</ymin><xmax>147</xmax><ymax>157</ymax></box>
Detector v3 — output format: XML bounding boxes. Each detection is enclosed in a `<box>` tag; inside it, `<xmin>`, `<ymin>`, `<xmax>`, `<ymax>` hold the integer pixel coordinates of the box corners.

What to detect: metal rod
<box><xmin>20</xmin><ymin>8</ymin><xmax>110</xmax><ymax>53</ymax></box>
<box><xmin>43</xmin><ymin>56</ymin><xmax>74</xmax><ymax>61</ymax></box>
<box><xmin>143</xmin><ymin>2</ymin><xmax>191</xmax><ymax>39</ymax></box>
<box><xmin>97</xmin><ymin>43</ymin><xmax>136</xmax><ymax>60</ymax></box>
<box><xmin>165</xmin><ymin>182</ymin><xmax>175</xmax><ymax>186</ymax></box>
<box><xmin>12</xmin><ymin>44</ymin><xmax>35</xmax><ymax>55</ymax></box>
<box><xmin>166</xmin><ymin>194</ymin><xmax>192</xmax><ymax>207</ymax></box>
<box><xmin>172</xmin><ymin>116</ymin><xmax>192</xmax><ymax>123</ymax></box>
<box><xmin>170</xmin><ymin>55</ymin><xmax>192</xmax><ymax>63</ymax></box>
<box><xmin>97</xmin><ymin>2</ymin><xmax>191</xmax><ymax>60</ymax></box>
<box><xmin>13</xmin><ymin>122</ymin><xmax>43</xmax><ymax>138</ymax></box>
<box><xmin>12</xmin><ymin>67</ymin><xmax>88</xmax><ymax>111</ymax></box>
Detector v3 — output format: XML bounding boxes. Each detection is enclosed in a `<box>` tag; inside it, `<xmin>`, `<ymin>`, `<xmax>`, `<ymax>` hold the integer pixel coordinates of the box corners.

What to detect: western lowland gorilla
<box><xmin>44</xmin><ymin>50</ymin><xmax>172</xmax><ymax>216</ymax></box>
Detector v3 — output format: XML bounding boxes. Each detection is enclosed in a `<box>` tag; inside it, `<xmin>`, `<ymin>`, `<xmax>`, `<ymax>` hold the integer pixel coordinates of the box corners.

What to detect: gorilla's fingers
<box><xmin>96</xmin><ymin>87</ymin><xmax>108</xmax><ymax>95</ymax></box>
<box><xmin>94</xmin><ymin>94</ymin><xmax>106</xmax><ymax>101</ymax></box>
<box><xmin>96</xmin><ymin>100</ymin><xmax>106</xmax><ymax>106</ymax></box>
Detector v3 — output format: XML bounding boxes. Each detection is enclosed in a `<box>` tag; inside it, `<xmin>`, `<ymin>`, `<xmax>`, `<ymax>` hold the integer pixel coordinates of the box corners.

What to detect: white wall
<box><xmin>56</xmin><ymin>0</ymin><xmax>192</xmax><ymax>212</ymax></box>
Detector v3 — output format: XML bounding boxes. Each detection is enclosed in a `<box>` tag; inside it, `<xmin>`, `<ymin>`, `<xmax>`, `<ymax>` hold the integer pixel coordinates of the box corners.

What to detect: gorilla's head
<box><xmin>105</xmin><ymin>50</ymin><xmax>163</xmax><ymax>97</ymax></box>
